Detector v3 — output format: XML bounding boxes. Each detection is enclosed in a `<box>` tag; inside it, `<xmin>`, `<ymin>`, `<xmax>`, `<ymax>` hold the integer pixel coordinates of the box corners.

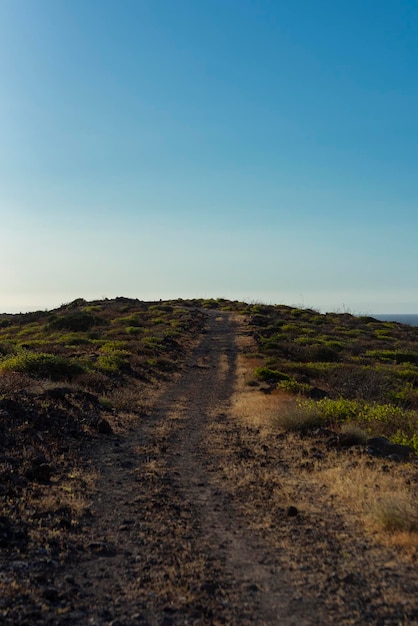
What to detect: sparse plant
<box><xmin>254</xmin><ymin>366</ymin><xmax>290</xmax><ymax>383</ymax></box>
<box><xmin>49</xmin><ymin>311</ymin><xmax>97</xmax><ymax>332</ymax></box>
<box><xmin>278</xmin><ymin>379</ymin><xmax>312</xmax><ymax>396</ymax></box>
<box><xmin>274</xmin><ymin>401</ymin><xmax>324</xmax><ymax>432</ymax></box>
<box><xmin>339</xmin><ymin>422</ymin><xmax>369</xmax><ymax>444</ymax></box>
<box><xmin>373</xmin><ymin>497</ymin><xmax>418</xmax><ymax>533</ymax></box>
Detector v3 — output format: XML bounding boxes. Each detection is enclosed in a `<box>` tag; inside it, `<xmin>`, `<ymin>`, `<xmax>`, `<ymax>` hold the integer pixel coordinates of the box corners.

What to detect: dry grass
<box><xmin>231</xmin><ymin>387</ymin><xmax>294</xmax><ymax>430</ymax></box>
<box><xmin>339</xmin><ymin>422</ymin><xmax>369</xmax><ymax>444</ymax></box>
<box><xmin>232</xmin><ymin>334</ymin><xmax>294</xmax><ymax>431</ymax></box>
<box><xmin>313</xmin><ymin>454</ymin><xmax>418</xmax><ymax>551</ymax></box>
<box><xmin>374</xmin><ymin>497</ymin><xmax>418</xmax><ymax>533</ymax></box>
<box><xmin>107</xmin><ymin>384</ymin><xmax>145</xmax><ymax>413</ymax></box>
<box><xmin>26</xmin><ymin>466</ymin><xmax>98</xmax><ymax>550</ymax></box>
<box><xmin>273</xmin><ymin>401</ymin><xmax>324</xmax><ymax>432</ymax></box>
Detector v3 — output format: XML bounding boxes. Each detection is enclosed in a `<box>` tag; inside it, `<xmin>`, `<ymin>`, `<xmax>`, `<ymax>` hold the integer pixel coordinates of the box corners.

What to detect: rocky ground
<box><xmin>1</xmin><ymin>311</ymin><xmax>417</xmax><ymax>625</ymax></box>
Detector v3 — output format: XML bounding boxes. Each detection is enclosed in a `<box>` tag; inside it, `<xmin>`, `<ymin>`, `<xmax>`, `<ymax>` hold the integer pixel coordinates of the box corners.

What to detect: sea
<box><xmin>372</xmin><ymin>314</ymin><xmax>418</xmax><ymax>327</ymax></box>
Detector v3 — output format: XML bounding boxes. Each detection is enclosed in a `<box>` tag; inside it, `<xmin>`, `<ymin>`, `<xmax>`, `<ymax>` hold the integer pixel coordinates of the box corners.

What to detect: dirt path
<box><xmin>48</xmin><ymin>311</ymin><xmax>417</xmax><ymax>625</ymax></box>
<box><xmin>51</xmin><ymin>312</ymin><xmax>318</xmax><ymax>625</ymax></box>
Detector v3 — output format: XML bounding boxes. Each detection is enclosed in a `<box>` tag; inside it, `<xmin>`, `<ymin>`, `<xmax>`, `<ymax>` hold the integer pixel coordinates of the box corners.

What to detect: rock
<box><xmin>366</xmin><ymin>437</ymin><xmax>415</xmax><ymax>461</ymax></box>
<box><xmin>32</xmin><ymin>454</ymin><xmax>48</xmax><ymax>467</ymax></box>
<box><xmin>287</xmin><ymin>505</ymin><xmax>299</xmax><ymax>517</ymax></box>
<box><xmin>0</xmin><ymin>516</ymin><xmax>12</xmax><ymax>546</ymax></box>
<box><xmin>0</xmin><ymin>516</ymin><xmax>28</xmax><ymax>548</ymax></box>
<box><xmin>387</xmin><ymin>453</ymin><xmax>403</xmax><ymax>462</ymax></box>
<box><xmin>367</xmin><ymin>436</ymin><xmax>391</xmax><ymax>453</ymax></box>
<box><xmin>43</xmin><ymin>587</ymin><xmax>59</xmax><ymax>603</ymax></box>
<box><xmin>388</xmin><ymin>442</ymin><xmax>415</xmax><ymax>460</ymax></box>
<box><xmin>97</xmin><ymin>418</ymin><xmax>113</xmax><ymax>434</ymax></box>
<box><xmin>32</xmin><ymin>463</ymin><xmax>53</xmax><ymax>483</ymax></box>
<box><xmin>339</xmin><ymin>433</ymin><xmax>362</xmax><ymax>447</ymax></box>
<box><xmin>309</xmin><ymin>387</ymin><xmax>329</xmax><ymax>400</ymax></box>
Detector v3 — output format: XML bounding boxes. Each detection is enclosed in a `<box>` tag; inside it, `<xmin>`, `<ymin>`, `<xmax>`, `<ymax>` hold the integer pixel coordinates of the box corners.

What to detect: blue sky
<box><xmin>1</xmin><ymin>0</ymin><xmax>418</xmax><ymax>313</ymax></box>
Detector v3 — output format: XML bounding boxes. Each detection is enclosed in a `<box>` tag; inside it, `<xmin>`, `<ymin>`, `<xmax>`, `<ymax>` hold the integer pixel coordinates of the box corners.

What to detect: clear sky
<box><xmin>1</xmin><ymin>0</ymin><xmax>418</xmax><ymax>313</ymax></box>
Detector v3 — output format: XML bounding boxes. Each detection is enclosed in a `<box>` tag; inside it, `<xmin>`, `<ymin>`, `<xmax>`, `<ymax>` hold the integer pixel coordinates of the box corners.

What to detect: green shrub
<box><xmin>278</xmin><ymin>379</ymin><xmax>312</xmax><ymax>395</ymax></box>
<box><xmin>391</xmin><ymin>431</ymin><xmax>418</xmax><ymax>454</ymax></box>
<box><xmin>325</xmin><ymin>340</ymin><xmax>345</xmax><ymax>352</ymax></box>
<box><xmin>49</xmin><ymin>311</ymin><xmax>97</xmax><ymax>332</ymax></box>
<box><xmin>375</xmin><ymin>329</ymin><xmax>393</xmax><ymax>338</ymax></box>
<box><xmin>126</xmin><ymin>326</ymin><xmax>145</xmax><ymax>335</ymax></box>
<box><xmin>117</xmin><ymin>314</ymin><xmax>144</xmax><ymax>327</ymax></box>
<box><xmin>0</xmin><ymin>342</ymin><xmax>14</xmax><ymax>356</ymax></box>
<box><xmin>365</xmin><ymin>350</ymin><xmax>418</xmax><ymax>365</ymax></box>
<box><xmin>0</xmin><ymin>351</ymin><xmax>84</xmax><ymax>380</ymax></box>
<box><xmin>147</xmin><ymin>357</ymin><xmax>175</xmax><ymax>371</ymax></box>
<box><xmin>151</xmin><ymin>317</ymin><xmax>165</xmax><ymax>325</ymax></box>
<box><xmin>390</xmin><ymin>383</ymin><xmax>418</xmax><ymax>408</ymax></box>
<box><xmin>397</xmin><ymin>368</ymin><xmax>418</xmax><ymax>384</ymax></box>
<box><xmin>254</xmin><ymin>367</ymin><xmax>290</xmax><ymax>382</ymax></box>
<box><xmin>100</xmin><ymin>341</ymin><xmax>127</xmax><ymax>352</ymax></box>
<box><xmin>96</xmin><ymin>352</ymin><xmax>129</xmax><ymax>373</ymax></box>
<box><xmin>308</xmin><ymin>345</ymin><xmax>340</xmax><ymax>362</ymax></box>
<box><xmin>59</xmin><ymin>334</ymin><xmax>92</xmax><ymax>346</ymax></box>
<box><xmin>308</xmin><ymin>398</ymin><xmax>358</xmax><ymax>422</ymax></box>
<box><xmin>298</xmin><ymin>398</ymin><xmax>418</xmax><ymax>453</ymax></box>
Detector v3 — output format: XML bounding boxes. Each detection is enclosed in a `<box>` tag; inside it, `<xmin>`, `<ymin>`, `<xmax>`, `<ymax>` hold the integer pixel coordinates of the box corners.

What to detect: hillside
<box><xmin>0</xmin><ymin>298</ymin><xmax>417</xmax><ymax>624</ymax></box>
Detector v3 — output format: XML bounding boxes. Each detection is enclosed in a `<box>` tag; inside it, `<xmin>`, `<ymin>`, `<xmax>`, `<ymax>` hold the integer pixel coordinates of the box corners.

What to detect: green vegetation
<box><xmin>254</xmin><ymin>366</ymin><xmax>290</xmax><ymax>383</ymax></box>
<box><xmin>0</xmin><ymin>351</ymin><xmax>84</xmax><ymax>381</ymax></box>
<box><xmin>0</xmin><ymin>297</ymin><xmax>206</xmax><ymax>391</ymax></box>
<box><xmin>0</xmin><ymin>297</ymin><xmax>417</xmax><ymax>453</ymax></box>
<box><xmin>248</xmin><ymin>304</ymin><xmax>418</xmax><ymax>453</ymax></box>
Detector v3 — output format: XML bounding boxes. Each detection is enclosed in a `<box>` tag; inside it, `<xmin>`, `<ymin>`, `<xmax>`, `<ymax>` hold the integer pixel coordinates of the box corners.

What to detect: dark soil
<box><xmin>1</xmin><ymin>311</ymin><xmax>417</xmax><ymax>625</ymax></box>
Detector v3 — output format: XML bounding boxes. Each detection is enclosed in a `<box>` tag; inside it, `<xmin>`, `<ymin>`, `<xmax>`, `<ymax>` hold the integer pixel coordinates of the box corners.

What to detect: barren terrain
<box><xmin>1</xmin><ymin>309</ymin><xmax>417</xmax><ymax>624</ymax></box>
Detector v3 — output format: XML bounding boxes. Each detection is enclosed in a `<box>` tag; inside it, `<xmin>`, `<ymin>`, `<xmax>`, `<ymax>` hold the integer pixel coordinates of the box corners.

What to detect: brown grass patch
<box><xmin>311</xmin><ymin>453</ymin><xmax>418</xmax><ymax>552</ymax></box>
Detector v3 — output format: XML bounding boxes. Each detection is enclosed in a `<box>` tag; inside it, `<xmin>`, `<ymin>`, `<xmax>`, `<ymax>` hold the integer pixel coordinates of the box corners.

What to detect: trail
<box><xmin>58</xmin><ymin>312</ymin><xmax>322</xmax><ymax>625</ymax></box>
<box><xmin>52</xmin><ymin>311</ymin><xmax>417</xmax><ymax>626</ymax></box>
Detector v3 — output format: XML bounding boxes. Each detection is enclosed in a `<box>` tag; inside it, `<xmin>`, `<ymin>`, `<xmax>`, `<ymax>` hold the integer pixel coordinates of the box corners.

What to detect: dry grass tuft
<box><xmin>374</xmin><ymin>496</ymin><xmax>418</xmax><ymax>533</ymax></box>
<box><xmin>108</xmin><ymin>385</ymin><xmax>144</xmax><ymax>413</ymax></box>
<box><xmin>231</xmin><ymin>384</ymin><xmax>294</xmax><ymax>431</ymax></box>
<box><xmin>340</xmin><ymin>422</ymin><xmax>369</xmax><ymax>444</ymax></box>
<box><xmin>273</xmin><ymin>401</ymin><xmax>324</xmax><ymax>432</ymax></box>
<box><xmin>315</xmin><ymin>456</ymin><xmax>418</xmax><ymax>551</ymax></box>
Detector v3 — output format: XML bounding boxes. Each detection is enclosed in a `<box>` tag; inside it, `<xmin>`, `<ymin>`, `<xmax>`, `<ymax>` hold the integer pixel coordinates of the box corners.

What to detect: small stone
<box><xmin>33</xmin><ymin>463</ymin><xmax>53</xmax><ymax>482</ymax></box>
<box><xmin>342</xmin><ymin>573</ymin><xmax>357</xmax><ymax>584</ymax></box>
<box><xmin>43</xmin><ymin>587</ymin><xmax>59</xmax><ymax>602</ymax></box>
<box><xmin>32</xmin><ymin>454</ymin><xmax>47</xmax><ymax>466</ymax></box>
<box><xmin>287</xmin><ymin>505</ymin><xmax>299</xmax><ymax>517</ymax></box>
<box><xmin>97</xmin><ymin>418</ymin><xmax>113</xmax><ymax>435</ymax></box>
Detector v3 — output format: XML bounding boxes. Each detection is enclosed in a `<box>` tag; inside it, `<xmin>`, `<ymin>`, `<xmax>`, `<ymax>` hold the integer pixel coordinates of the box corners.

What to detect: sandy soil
<box><xmin>3</xmin><ymin>311</ymin><xmax>417</xmax><ymax>625</ymax></box>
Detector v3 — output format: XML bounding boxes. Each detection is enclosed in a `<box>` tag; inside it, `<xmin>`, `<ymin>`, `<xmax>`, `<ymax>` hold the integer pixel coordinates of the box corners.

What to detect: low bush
<box><xmin>278</xmin><ymin>379</ymin><xmax>312</xmax><ymax>396</ymax></box>
<box><xmin>308</xmin><ymin>345</ymin><xmax>340</xmax><ymax>362</ymax></box>
<box><xmin>126</xmin><ymin>326</ymin><xmax>145</xmax><ymax>335</ymax></box>
<box><xmin>275</xmin><ymin>401</ymin><xmax>324</xmax><ymax>432</ymax></box>
<box><xmin>0</xmin><ymin>351</ymin><xmax>84</xmax><ymax>381</ymax></box>
<box><xmin>366</xmin><ymin>350</ymin><xmax>418</xmax><ymax>366</ymax></box>
<box><xmin>49</xmin><ymin>311</ymin><xmax>97</xmax><ymax>332</ymax></box>
<box><xmin>96</xmin><ymin>345</ymin><xmax>130</xmax><ymax>373</ymax></box>
<box><xmin>373</xmin><ymin>497</ymin><xmax>418</xmax><ymax>533</ymax></box>
<box><xmin>254</xmin><ymin>367</ymin><xmax>290</xmax><ymax>383</ymax></box>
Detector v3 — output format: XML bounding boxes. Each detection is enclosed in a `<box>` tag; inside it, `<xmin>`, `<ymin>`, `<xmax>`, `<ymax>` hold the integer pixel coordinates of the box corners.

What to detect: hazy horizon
<box><xmin>2</xmin><ymin>293</ymin><xmax>418</xmax><ymax>318</ymax></box>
